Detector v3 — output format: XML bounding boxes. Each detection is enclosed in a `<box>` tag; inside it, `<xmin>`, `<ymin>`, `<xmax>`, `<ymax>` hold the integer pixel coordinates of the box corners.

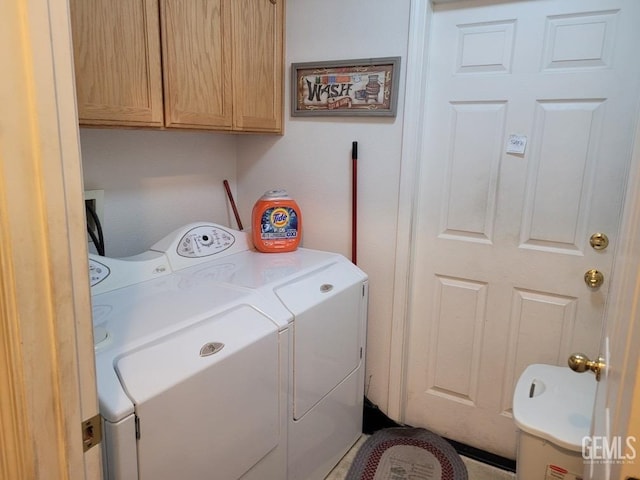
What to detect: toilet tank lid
<box><xmin>512</xmin><ymin>364</ymin><xmax>596</xmax><ymax>451</ymax></box>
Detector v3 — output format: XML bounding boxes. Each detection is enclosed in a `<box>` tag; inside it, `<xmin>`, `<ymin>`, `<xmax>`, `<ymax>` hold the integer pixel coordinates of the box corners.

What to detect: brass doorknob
<box><xmin>568</xmin><ymin>353</ymin><xmax>605</xmax><ymax>381</ymax></box>
<box><xmin>584</xmin><ymin>269</ymin><xmax>604</xmax><ymax>289</ymax></box>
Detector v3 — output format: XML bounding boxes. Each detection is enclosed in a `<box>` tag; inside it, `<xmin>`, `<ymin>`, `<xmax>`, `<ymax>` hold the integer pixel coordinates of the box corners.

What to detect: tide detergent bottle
<box><xmin>251</xmin><ymin>189</ymin><xmax>302</xmax><ymax>252</ymax></box>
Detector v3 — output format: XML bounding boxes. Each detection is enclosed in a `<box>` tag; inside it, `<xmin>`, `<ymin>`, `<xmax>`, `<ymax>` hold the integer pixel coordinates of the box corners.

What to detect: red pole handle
<box><xmin>352</xmin><ymin>141</ymin><xmax>358</xmax><ymax>265</ymax></box>
<box><xmin>223</xmin><ymin>180</ymin><xmax>244</xmax><ymax>231</ymax></box>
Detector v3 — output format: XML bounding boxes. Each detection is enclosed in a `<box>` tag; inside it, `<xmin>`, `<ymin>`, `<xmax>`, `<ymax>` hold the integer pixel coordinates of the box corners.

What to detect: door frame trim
<box><xmin>0</xmin><ymin>0</ymin><xmax>100</xmax><ymax>477</ymax></box>
<box><xmin>596</xmin><ymin>102</ymin><xmax>640</xmax><ymax>480</ymax></box>
<box><xmin>388</xmin><ymin>0</ymin><xmax>433</xmax><ymax>419</ymax></box>
<box><xmin>388</xmin><ymin>0</ymin><xmax>640</xmax><ymax>426</ymax></box>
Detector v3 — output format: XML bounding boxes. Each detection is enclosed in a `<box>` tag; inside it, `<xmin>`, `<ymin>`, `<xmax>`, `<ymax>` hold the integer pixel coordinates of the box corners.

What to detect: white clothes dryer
<box><xmin>90</xmin><ymin>223</ymin><xmax>368</xmax><ymax>480</ymax></box>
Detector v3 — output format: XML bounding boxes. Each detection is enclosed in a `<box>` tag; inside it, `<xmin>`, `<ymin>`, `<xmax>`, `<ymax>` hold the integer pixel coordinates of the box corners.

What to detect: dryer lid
<box><xmin>275</xmin><ymin>261</ymin><xmax>365</xmax><ymax>420</ymax></box>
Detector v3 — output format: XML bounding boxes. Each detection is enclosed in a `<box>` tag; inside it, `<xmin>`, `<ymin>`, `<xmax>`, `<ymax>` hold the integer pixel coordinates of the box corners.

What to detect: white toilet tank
<box><xmin>513</xmin><ymin>364</ymin><xmax>596</xmax><ymax>480</ymax></box>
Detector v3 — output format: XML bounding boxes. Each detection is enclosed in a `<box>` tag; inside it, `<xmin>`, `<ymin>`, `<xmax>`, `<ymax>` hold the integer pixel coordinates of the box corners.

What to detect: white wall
<box><xmin>81</xmin><ymin>128</ymin><xmax>237</xmax><ymax>256</ymax></box>
<box><xmin>80</xmin><ymin>0</ymin><xmax>412</xmax><ymax>414</ymax></box>
<box><xmin>237</xmin><ymin>0</ymin><xmax>411</xmax><ymax>411</ymax></box>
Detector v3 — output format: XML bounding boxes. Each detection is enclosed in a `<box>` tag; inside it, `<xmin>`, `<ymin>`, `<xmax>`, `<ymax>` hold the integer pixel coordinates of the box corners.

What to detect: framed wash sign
<box><xmin>291</xmin><ymin>57</ymin><xmax>401</xmax><ymax>117</ymax></box>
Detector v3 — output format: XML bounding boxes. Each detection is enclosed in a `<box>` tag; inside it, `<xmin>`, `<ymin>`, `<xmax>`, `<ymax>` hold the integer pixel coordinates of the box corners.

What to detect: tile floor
<box><xmin>324</xmin><ymin>435</ymin><xmax>516</xmax><ymax>480</ymax></box>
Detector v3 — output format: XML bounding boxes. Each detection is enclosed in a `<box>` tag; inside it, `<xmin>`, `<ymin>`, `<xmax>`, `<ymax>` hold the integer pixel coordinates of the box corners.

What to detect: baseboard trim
<box><xmin>362</xmin><ymin>398</ymin><xmax>517</xmax><ymax>473</ymax></box>
<box><xmin>445</xmin><ymin>437</ymin><xmax>516</xmax><ymax>473</ymax></box>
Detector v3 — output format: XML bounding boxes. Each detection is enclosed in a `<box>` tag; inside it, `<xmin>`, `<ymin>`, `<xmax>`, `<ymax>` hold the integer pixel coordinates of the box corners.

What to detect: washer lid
<box><xmin>116</xmin><ymin>304</ymin><xmax>277</xmax><ymax>404</ymax></box>
<box><xmin>513</xmin><ymin>364</ymin><xmax>596</xmax><ymax>451</ymax></box>
<box><xmin>92</xmin><ymin>272</ymin><xmax>262</xmax><ymax>422</ymax></box>
<box><xmin>116</xmin><ymin>305</ymin><xmax>281</xmax><ymax>479</ymax></box>
<box><xmin>92</xmin><ymin>273</ymin><xmax>251</xmax><ymax>352</ymax></box>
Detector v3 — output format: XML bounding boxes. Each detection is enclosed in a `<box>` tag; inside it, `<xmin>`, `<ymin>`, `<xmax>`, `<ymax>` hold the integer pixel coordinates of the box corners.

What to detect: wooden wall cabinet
<box><xmin>70</xmin><ymin>0</ymin><xmax>164</xmax><ymax>127</ymax></box>
<box><xmin>70</xmin><ymin>0</ymin><xmax>284</xmax><ymax>133</ymax></box>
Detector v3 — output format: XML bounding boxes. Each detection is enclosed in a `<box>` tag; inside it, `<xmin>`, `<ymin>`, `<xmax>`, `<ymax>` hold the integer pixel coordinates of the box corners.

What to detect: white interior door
<box><xmin>404</xmin><ymin>0</ymin><xmax>640</xmax><ymax>458</ymax></box>
<box><xmin>586</xmin><ymin>113</ymin><xmax>640</xmax><ymax>480</ymax></box>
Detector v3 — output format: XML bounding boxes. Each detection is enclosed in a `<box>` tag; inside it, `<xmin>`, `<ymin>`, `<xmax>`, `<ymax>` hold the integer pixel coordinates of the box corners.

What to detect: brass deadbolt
<box><xmin>590</xmin><ymin>232</ymin><xmax>609</xmax><ymax>251</ymax></box>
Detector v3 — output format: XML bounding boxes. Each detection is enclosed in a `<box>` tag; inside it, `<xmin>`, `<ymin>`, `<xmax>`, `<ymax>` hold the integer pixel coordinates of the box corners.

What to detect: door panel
<box><xmin>404</xmin><ymin>0</ymin><xmax>640</xmax><ymax>458</ymax></box>
<box><xmin>70</xmin><ymin>0</ymin><xmax>164</xmax><ymax>126</ymax></box>
<box><xmin>231</xmin><ymin>0</ymin><xmax>284</xmax><ymax>132</ymax></box>
<box><xmin>161</xmin><ymin>0</ymin><xmax>233</xmax><ymax>129</ymax></box>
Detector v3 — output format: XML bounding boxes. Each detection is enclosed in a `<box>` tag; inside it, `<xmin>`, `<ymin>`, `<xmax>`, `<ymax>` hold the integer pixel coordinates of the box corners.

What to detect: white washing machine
<box><xmin>90</xmin><ymin>245</ymin><xmax>288</xmax><ymax>479</ymax></box>
<box><xmin>90</xmin><ymin>222</ymin><xmax>368</xmax><ymax>480</ymax></box>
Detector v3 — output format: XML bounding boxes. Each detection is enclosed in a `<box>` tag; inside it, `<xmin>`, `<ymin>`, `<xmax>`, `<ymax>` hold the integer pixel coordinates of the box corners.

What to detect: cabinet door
<box><xmin>231</xmin><ymin>0</ymin><xmax>284</xmax><ymax>133</ymax></box>
<box><xmin>70</xmin><ymin>0</ymin><xmax>164</xmax><ymax>126</ymax></box>
<box><xmin>161</xmin><ymin>0</ymin><xmax>233</xmax><ymax>129</ymax></box>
